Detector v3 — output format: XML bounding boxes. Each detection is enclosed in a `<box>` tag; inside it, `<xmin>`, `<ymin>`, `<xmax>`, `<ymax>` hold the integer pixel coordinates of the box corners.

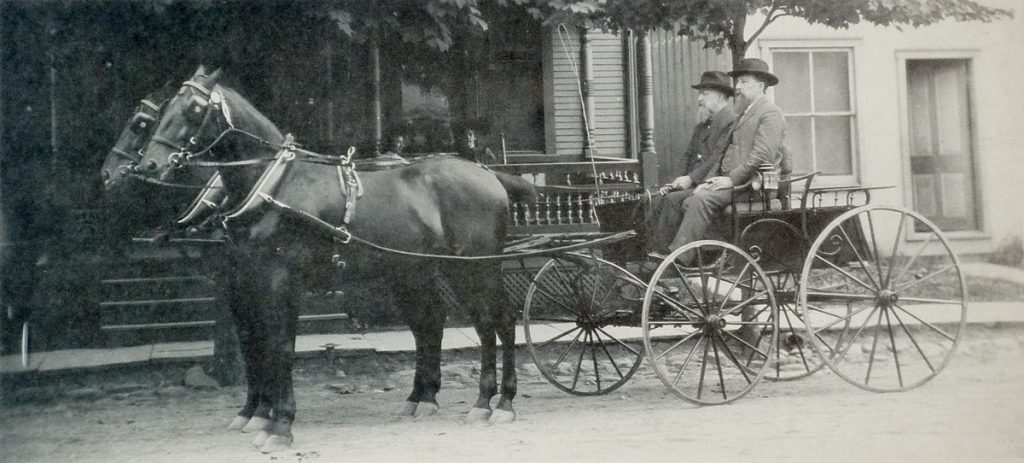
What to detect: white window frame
<box><xmin>760</xmin><ymin>39</ymin><xmax>861</xmax><ymax>187</ymax></box>
<box><xmin>896</xmin><ymin>49</ymin><xmax>988</xmax><ymax>241</ymax></box>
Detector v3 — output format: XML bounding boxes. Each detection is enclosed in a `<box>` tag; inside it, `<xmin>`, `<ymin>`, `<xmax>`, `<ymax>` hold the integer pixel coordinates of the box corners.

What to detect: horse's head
<box><xmin>135</xmin><ymin>66</ymin><xmax>228</xmax><ymax>183</ymax></box>
<box><xmin>100</xmin><ymin>85</ymin><xmax>174</xmax><ymax>192</ymax></box>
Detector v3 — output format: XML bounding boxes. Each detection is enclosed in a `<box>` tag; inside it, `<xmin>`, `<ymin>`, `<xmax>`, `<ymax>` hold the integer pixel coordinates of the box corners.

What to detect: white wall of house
<box><xmin>748</xmin><ymin>0</ymin><xmax>1024</xmax><ymax>256</ymax></box>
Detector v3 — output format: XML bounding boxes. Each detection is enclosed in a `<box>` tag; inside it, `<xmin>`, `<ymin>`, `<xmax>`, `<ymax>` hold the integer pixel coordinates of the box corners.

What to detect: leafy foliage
<box><xmin>313</xmin><ymin>0</ymin><xmax>488</xmax><ymax>51</ymax></box>
<box><xmin>512</xmin><ymin>0</ymin><xmax>1013</xmax><ymax>60</ymax></box>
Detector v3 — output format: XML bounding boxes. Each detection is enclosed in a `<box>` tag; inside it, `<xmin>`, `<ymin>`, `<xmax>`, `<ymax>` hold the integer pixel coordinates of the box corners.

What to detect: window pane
<box><xmin>785</xmin><ymin>115</ymin><xmax>813</xmax><ymax>173</ymax></box>
<box><xmin>812</xmin><ymin>51</ymin><xmax>851</xmax><ymax>112</ymax></box>
<box><xmin>773</xmin><ymin>52</ymin><xmax>811</xmax><ymax>113</ymax></box>
<box><xmin>814</xmin><ymin>116</ymin><xmax>853</xmax><ymax>175</ymax></box>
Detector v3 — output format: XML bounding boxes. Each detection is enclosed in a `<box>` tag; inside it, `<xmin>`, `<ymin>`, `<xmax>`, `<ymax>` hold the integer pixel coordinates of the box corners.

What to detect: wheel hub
<box><xmin>876</xmin><ymin>289</ymin><xmax>899</xmax><ymax>307</ymax></box>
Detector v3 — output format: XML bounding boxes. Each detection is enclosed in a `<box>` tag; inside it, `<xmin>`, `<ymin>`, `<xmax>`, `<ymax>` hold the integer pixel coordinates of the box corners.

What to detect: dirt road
<box><xmin>2</xmin><ymin>324</ymin><xmax>1023</xmax><ymax>463</ymax></box>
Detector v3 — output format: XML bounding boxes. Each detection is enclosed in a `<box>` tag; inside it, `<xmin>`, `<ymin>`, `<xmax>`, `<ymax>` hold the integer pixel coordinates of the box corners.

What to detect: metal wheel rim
<box><xmin>799</xmin><ymin>205</ymin><xmax>968</xmax><ymax>392</ymax></box>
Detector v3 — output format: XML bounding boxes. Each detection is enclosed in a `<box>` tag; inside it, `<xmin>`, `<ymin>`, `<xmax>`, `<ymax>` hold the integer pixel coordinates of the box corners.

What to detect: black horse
<box><xmin>128</xmin><ymin>67</ymin><xmax>532</xmax><ymax>453</ymax></box>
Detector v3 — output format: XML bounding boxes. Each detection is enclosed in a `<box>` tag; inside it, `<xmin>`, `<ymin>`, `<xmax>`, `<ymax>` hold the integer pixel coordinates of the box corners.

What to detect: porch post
<box><xmin>637</xmin><ymin>30</ymin><xmax>659</xmax><ymax>188</ymax></box>
<box><xmin>370</xmin><ymin>35</ymin><xmax>383</xmax><ymax>156</ymax></box>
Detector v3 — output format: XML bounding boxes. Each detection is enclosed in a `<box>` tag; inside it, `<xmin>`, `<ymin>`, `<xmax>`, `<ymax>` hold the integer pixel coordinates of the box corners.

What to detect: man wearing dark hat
<box><xmin>647</xmin><ymin>70</ymin><xmax>737</xmax><ymax>253</ymax></box>
<box><xmin>662</xmin><ymin>58</ymin><xmax>786</xmax><ymax>260</ymax></box>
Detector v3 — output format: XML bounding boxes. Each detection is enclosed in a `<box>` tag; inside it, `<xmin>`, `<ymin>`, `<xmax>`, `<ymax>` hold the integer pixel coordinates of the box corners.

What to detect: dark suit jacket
<box><xmin>683</xmin><ymin>105</ymin><xmax>737</xmax><ymax>183</ymax></box>
<box><xmin>720</xmin><ymin>95</ymin><xmax>786</xmax><ymax>184</ymax></box>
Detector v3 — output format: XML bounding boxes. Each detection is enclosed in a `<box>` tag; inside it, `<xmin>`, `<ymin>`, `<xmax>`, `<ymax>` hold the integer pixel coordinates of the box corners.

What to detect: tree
<box><xmin>523</xmin><ymin>0</ymin><xmax>1014</xmax><ymax>65</ymax></box>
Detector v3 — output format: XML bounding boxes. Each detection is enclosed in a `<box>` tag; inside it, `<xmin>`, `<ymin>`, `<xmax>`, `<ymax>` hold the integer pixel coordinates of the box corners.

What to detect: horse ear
<box><xmin>206</xmin><ymin>68</ymin><xmax>223</xmax><ymax>87</ymax></box>
<box><xmin>194</xmin><ymin>64</ymin><xmax>207</xmax><ymax>78</ymax></box>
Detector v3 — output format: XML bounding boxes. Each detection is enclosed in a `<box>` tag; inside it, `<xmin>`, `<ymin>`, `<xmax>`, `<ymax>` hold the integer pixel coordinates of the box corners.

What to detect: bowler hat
<box><xmin>691</xmin><ymin>71</ymin><xmax>734</xmax><ymax>96</ymax></box>
<box><xmin>728</xmin><ymin>58</ymin><xmax>779</xmax><ymax>86</ymax></box>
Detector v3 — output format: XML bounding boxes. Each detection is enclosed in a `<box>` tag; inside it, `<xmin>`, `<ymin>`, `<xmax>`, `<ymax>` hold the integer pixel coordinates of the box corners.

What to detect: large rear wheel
<box><xmin>523</xmin><ymin>253</ymin><xmax>646</xmax><ymax>396</ymax></box>
<box><xmin>800</xmin><ymin>205</ymin><xmax>967</xmax><ymax>392</ymax></box>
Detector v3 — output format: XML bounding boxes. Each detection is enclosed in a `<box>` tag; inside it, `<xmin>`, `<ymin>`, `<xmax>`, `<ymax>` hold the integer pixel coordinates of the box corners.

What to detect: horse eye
<box><xmin>183</xmin><ymin>95</ymin><xmax>209</xmax><ymax>122</ymax></box>
<box><xmin>130</xmin><ymin>113</ymin><xmax>156</xmax><ymax>134</ymax></box>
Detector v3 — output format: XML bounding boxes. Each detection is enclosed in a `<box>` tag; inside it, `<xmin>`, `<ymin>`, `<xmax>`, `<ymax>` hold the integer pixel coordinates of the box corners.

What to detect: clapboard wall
<box><xmin>649</xmin><ymin>30</ymin><xmax>732</xmax><ymax>184</ymax></box>
<box><xmin>544</xmin><ymin>27</ymin><xmax>631</xmax><ymax>158</ymax></box>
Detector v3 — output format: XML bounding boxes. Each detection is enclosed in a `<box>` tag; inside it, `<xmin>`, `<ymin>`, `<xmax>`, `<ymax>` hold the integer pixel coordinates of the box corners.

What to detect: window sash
<box><xmin>770</xmin><ymin>47</ymin><xmax>857</xmax><ymax>182</ymax></box>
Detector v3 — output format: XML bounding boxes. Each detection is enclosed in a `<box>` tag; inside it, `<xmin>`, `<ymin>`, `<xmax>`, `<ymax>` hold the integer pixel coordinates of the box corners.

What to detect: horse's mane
<box><xmin>216</xmin><ymin>84</ymin><xmax>285</xmax><ymax>143</ymax></box>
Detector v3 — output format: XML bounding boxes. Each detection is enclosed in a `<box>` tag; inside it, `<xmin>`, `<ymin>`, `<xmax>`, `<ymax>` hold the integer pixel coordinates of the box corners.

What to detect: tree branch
<box><xmin>744</xmin><ymin>2</ymin><xmax>782</xmax><ymax>46</ymax></box>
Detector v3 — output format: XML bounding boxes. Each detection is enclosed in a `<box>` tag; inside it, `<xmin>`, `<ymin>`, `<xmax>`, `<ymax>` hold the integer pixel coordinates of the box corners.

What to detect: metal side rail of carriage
<box><xmin>503</xmin><ymin>166</ymin><xmax>967</xmax><ymax>405</ymax></box>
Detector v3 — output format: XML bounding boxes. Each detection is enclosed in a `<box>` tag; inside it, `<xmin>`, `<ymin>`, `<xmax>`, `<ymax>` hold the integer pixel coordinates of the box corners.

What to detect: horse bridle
<box><xmin>145</xmin><ymin>79</ymin><xmax>234</xmax><ymax>170</ymax></box>
<box><xmin>112</xmin><ymin>98</ymin><xmax>163</xmax><ymax>174</ymax></box>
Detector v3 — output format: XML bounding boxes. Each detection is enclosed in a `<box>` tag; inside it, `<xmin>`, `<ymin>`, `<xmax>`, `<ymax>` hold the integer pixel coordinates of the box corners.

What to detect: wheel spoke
<box><xmin>811</xmin><ymin>255</ymin><xmax>876</xmax><ymax>293</ymax></box>
<box><xmin>810</xmin><ymin>303</ymin><xmax>875</xmax><ymax>333</ymax></box>
<box><xmin>891</xmin><ymin>231</ymin><xmax>935</xmax><ymax>290</ymax></box>
<box><xmin>781</xmin><ymin>304</ymin><xmax>814</xmax><ymax>373</ymax></box>
<box><xmin>864</xmin><ymin>307</ymin><xmax>885</xmax><ymax>385</ymax></box>
<box><xmin>805</xmin><ymin>303</ymin><xmax>843</xmax><ymax>319</ymax></box>
<box><xmin>717</xmin><ymin>263</ymin><xmax>752</xmax><ymax>313</ymax></box>
<box><xmin>884</xmin><ymin>211</ymin><xmax>908</xmax><ymax>288</ymax></box>
<box><xmin>569</xmin><ymin>331</ymin><xmax>590</xmax><ymax>391</ymax></box>
<box><xmin>897</xmin><ymin>296</ymin><xmax>963</xmax><ymax>305</ymax></box>
<box><xmin>696</xmin><ymin>336</ymin><xmax>711</xmax><ymax>399</ymax></box>
<box><xmin>669</xmin><ymin>265</ymin><xmax>704</xmax><ymax>307</ymax></box>
<box><xmin>595</xmin><ymin>326</ymin><xmax>642</xmax><ymax>357</ymax></box>
<box><xmin>895</xmin><ymin>265</ymin><xmax>957</xmax><ymax>293</ymax></box>
<box><xmin>837</xmin><ymin>223</ymin><xmax>882</xmax><ymax>291</ymax></box>
<box><xmin>671</xmin><ymin>336</ymin><xmax>704</xmax><ymax>387</ymax></box>
<box><xmin>550</xmin><ymin>328</ymin><xmax>584</xmax><ymax>370</ymax></box>
<box><xmin>889</xmin><ymin>307</ymin><xmax>936</xmax><ymax>372</ymax></box>
<box><xmin>536</xmin><ymin>325</ymin><xmax>582</xmax><ymax>350</ymax></box>
<box><xmin>654</xmin><ymin>329</ymin><xmax>702</xmax><ymax>361</ymax></box>
<box><xmin>532</xmin><ymin>285</ymin><xmax>580</xmax><ymax>317</ymax></box>
<box><xmin>650</xmin><ymin>290</ymin><xmax>705</xmax><ymax>320</ymax></box>
<box><xmin>593</xmin><ymin>330</ymin><xmax>631</xmax><ymax>379</ymax></box>
<box><xmin>883</xmin><ymin>308</ymin><xmax>904</xmax><ymax>388</ymax></box>
<box><xmin>710</xmin><ymin>334</ymin><xmax>728</xmax><ymax>400</ymax></box>
<box><xmin>721</xmin><ymin>290</ymin><xmax>769</xmax><ymax>317</ymax></box>
<box><xmin>833</xmin><ymin>305</ymin><xmax>880</xmax><ymax>365</ymax></box>
<box><xmin>697</xmin><ymin>249</ymin><xmax>710</xmax><ymax>307</ymax></box>
<box><xmin>723</xmin><ymin>329</ymin><xmax>768</xmax><ymax>359</ymax></box>
<box><xmin>589</xmin><ymin>331</ymin><xmax>602</xmax><ymax>391</ymax></box>
<box><xmin>714</xmin><ymin>332</ymin><xmax>752</xmax><ymax>384</ymax></box>
<box><xmin>892</xmin><ymin>302</ymin><xmax>957</xmax><ymax>342</ymax></box>
<box><xmin>864</xmin><ymin>209</ymin><xmax>887</xmax><ymax>289</ymax></box>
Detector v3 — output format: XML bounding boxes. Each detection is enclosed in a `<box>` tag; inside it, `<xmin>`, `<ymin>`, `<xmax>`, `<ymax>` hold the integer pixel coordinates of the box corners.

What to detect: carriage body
<box><xmin>508</xmin><ymin>159</ymin><xmax>967</xmax><ymax>403</ymax></box>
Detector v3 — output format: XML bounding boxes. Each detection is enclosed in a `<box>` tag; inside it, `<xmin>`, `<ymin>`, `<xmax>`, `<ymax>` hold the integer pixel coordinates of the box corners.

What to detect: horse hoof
<box><xmin>242</xmin><ymin>416</ymin><xmax>269</xmax><ymax>433</ymax></box>
<box><xmin>252</xmin><ymin>430</ymin><xmax>270</xmax><ymax>448</ymax></box>
<box><xmin>465</xmin><ymin>407</ymin><xmax>492</xmax><ymax>423</ymax></box>
<box><xmin>489</xmin><ymin>409</ymin><xmax>516</xmax><ymax>425</ymax></box>
<box><xmin>414</xmin><ymin>402</ymin><xmax>439</xmax><ymax>419</ymax></box>
<box><xmin>260</xmin><ymin>435</ymin><xmax>294</xmax><ymax>454</ymax></box>
<box><xmin>397</xmin><ymin>401</ymin><xmax>417</xmax><ymax>417</ymax></box>
<box><xmin>227</xmin><ymin>415</ymin><xmax>249</xmax><ymax>431</ymax></box>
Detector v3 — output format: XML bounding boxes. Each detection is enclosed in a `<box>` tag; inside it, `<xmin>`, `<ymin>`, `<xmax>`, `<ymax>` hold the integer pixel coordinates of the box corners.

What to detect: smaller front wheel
<box><xmin>642</xmin><ymin>241</ymin><xmax>778</xmax><ymax>405</ymax></box>
<box><xmin>523</xmin><ymin>253</ymin><xmax>646</xmax><ymax>396</ymax></box>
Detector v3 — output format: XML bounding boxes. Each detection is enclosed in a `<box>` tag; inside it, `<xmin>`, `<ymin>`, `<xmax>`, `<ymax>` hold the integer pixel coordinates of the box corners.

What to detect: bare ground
<box><xmin>2</xmin><ymin>324</ymin><xmax>1023</xmax><ymax>463</ymax></box>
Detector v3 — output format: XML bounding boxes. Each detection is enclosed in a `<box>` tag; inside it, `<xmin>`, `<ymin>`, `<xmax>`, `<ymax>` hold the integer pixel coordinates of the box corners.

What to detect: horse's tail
<box><xmin>493</xmin><ymin>171</ymin><xmax>537</xmax><ymax>204</ymax></box>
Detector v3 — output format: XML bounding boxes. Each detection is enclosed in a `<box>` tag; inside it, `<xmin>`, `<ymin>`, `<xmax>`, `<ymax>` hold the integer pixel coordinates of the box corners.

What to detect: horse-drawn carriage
<box><xmin>104</xmin><ymin>67</ymin><xmax>967</xmax><ymax>452</ymax></box>
<box><xmin>506</xmin><ymin>162</ymin><xmax>966</xmax><ymax>404</ymax></box>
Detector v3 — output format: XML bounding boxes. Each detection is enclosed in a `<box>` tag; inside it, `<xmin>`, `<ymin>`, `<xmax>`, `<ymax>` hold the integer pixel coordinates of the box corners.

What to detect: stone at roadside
<box><xmin>66</xmin><ymin>387</ymin><xmax>103</xmax><ymax>400</ymax></box>
<box><xmin>12</xmin><ymin>386</ymin><xmax>54</xmax><ymax>403</ymax></box>
<box><xmin>184</xmin><ymin>365</ymin><xmax>221</xmax><ymax>389</ymax></box>
<box><xmin>155</xmin><ymin>385</ymin><xmax>187</xmax><ymax>397</ymax></box>
<box><xmin>104</xmin><ymin>382</ymin><xmax>145</xmax><ymax>395</ymax></box>
<box><xmin>326</xmin><ymin>383</ymin><xmax>354</xmax><ymax>394</ymax></box>
<box><xmin>519</xmin><ymin>363</ymin><xmax>541</xmax><ymax>378</ymax></box>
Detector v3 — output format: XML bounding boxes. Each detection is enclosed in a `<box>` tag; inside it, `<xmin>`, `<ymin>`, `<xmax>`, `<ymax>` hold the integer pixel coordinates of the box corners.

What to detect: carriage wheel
<box><xmin>761</xmin><ymin>272</ymin><xmax>829</xmax><ymax>382</ymax></box>
<box><xmin>800</xmin><ymin>205</ymin><xmax>967</xmax><ymax>392</ymax></box>
<box><xmin>523</xmin><ymin>252</ymin><xmax>645</xmax><ymax>396</ymax></box>
<box><xmin>641</xmin><ymin>240</ymin><xmax>778</xmax><ymax>405</ymax></box>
